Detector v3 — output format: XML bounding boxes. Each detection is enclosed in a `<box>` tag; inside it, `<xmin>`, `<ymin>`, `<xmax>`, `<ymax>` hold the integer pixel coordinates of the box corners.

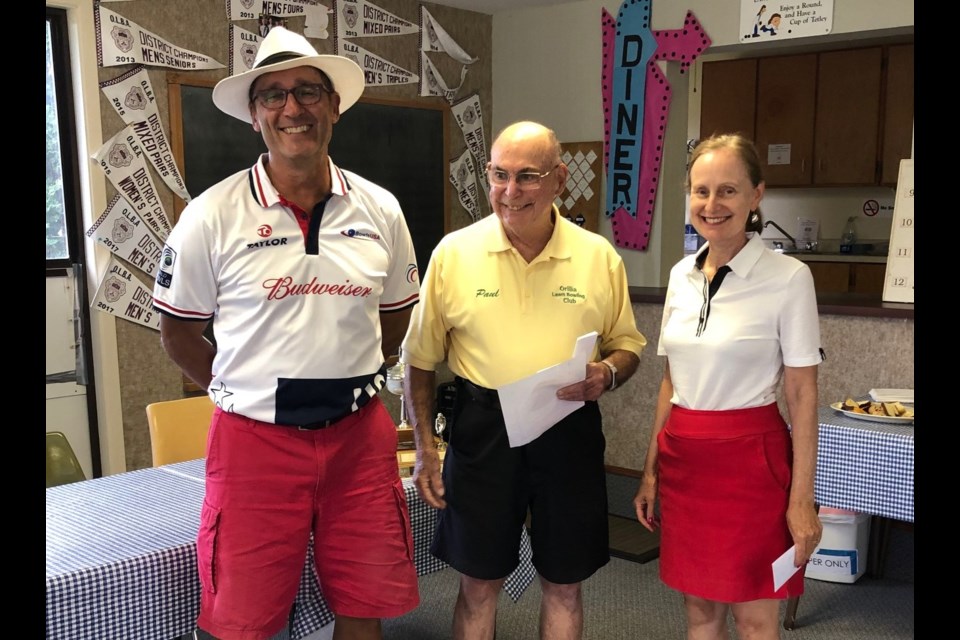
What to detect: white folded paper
<box><xmin>497</xmin><ymin>332</ymin><xmax>598</xmax><ymax>448</ymax></box>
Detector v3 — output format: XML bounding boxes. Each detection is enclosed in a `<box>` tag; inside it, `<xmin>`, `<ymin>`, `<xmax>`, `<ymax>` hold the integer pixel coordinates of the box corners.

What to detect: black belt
<box><xmin>293</xmin><ymin>408</ymin><xmax>355</xmax><ymax>431</ymax></box>
<box><xmin>455</xmin><ymin>376</ymin><xmax>500</xmax><ymax>408</ymax></box>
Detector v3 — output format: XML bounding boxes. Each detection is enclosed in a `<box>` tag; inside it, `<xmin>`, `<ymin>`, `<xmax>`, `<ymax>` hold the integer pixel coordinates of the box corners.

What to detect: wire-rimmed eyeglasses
<box><xmin>252</xmin><ymin>83</ymin><xmax>332</xmax><ymax>110</ymax></box>
<box><xmin>487</xmin><ymin>164</ymin><xmax>559</xmax><ymax>191</ymax></box>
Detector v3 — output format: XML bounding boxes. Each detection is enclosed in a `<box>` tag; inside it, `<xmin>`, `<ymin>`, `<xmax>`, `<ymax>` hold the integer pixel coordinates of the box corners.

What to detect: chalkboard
<box><xmin>168</xmin><ymin>75</ymin><xmax>449</xmax><ymax>276</ymax></box>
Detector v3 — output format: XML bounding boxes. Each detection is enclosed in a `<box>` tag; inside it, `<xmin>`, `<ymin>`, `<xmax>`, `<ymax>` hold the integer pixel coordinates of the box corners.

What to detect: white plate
<box><xmin>868</xmin><ymin>388</ymin><xmax>914</xmax><ymax>403</ymax></box>
<box><xmin>830</xmin><ymin>402</ymin><xmax>914</xmax><ymax>425</ymax></box>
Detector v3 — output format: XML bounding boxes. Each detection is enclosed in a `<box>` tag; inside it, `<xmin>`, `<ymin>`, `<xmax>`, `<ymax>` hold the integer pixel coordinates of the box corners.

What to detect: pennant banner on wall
<box><xmin>450</xmin><ymin>94</ymin><xmax>489</xmax><ymax>192</ymax></box>
<box><xmin>339</xmin><ymin>39</ymin><xmax>418</xmax><ymax>86</ymax></box>
<box><xmin>419</xmin><ymin>6</ymin><xmax>476</xmax><ymax>65</ymax></box>
<box><xmin>92</xmin><ymin>254</ymin><xmax>161</xmax><ymax>331</ymax></box>
<box><xmin>302</xmin><ymin>1</ymin><xmax>333</xmax><ymax>39</ymax></box>
<box><xmin>229</xmin><ymin>24</ymin><xmax>262</xmax><ymax>75</ymax></box>
<box><xmin>335</xmin><ymin>0</ymin><xmax>418</xmax><ymax>39</ymax></box>
<box><xmin>226</xmin><ymin>0</ymin><xmax>332</xmax><ymax>39</ymax></box>
<box><xmin>90</xmin><ymin>124</ymin><xmax>173</xmax><ymax>242</ymax></box>
<box><xmin>419</xmin><ymin>52</ymin><xmax>466</xmax><ymax>104</ymax></box>
<box><xmin>95</xmin><ymin>5</ymin><xmax>224</xmax><ymax>70</ymax></box>
<box><xmin>86</xmin><ymin>194</ymin><xmax>165</xmax><ymax>279</ymax></box>
<box><xmin>99</xmin><ymin>66</ymin><xmax>191</xmax><ymax>203</ymax></box>
<box><xmin>449</xmin><ymin>149</ymin><xmax>482</xmax><ymax>223</ymax></box>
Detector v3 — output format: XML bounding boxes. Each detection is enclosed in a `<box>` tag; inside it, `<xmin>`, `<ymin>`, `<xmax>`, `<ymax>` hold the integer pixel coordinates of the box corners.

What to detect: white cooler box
<box><xmin>805</xmin><ymin>507</ymin><xmax>871</xmax><ymax>584</ymax></box>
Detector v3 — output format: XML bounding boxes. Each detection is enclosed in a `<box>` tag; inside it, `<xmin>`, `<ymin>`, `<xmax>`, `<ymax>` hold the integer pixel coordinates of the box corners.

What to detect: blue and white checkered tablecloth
<box><xmin>814</xmin><ymin>405</ymin><xmax>914</xmax><ymax>523</ymax></box>
<box><xmin>46</xmin><ymin>459</ymin><xmax>535</xmax><ymax>640</ymax></box>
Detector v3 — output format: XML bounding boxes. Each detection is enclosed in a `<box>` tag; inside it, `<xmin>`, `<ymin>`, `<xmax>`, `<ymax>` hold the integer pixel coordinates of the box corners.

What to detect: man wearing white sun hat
<box><xmin>152</xmin><ymin>26</ymin><xmax>420</xmax><ymax>640</ymax></box>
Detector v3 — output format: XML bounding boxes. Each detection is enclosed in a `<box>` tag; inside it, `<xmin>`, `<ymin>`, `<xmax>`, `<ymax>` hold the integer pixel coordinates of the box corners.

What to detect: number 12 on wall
<box><xmin>883</xmin><ymin>159</ymin><xmax>914</xmax><ymax>303</ymax></box>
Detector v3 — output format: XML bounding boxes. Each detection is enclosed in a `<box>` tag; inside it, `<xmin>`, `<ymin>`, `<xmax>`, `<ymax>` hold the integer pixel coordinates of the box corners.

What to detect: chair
<box><xmin>46</xmin><ymin>431</ymin><xmax>86</xmax><ymax>487</ymax></box>
<box><xmin>145</xmin><ymin>395</ymin><xmax>215</xmax><ymax>466</ymax></box>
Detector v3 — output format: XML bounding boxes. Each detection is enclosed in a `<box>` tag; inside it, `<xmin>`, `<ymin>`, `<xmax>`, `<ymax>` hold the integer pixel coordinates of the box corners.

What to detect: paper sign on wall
<box><xmin>419</xmin><ymin>52</ymin><xmax>466</xmax><ymax>103</ymax></box>
<box><xmin>450</xmin><ymin>94</ymin><xmax>488</xmax><ymax>194</ymax></box>
<box><xmin>420</xmin><ymin>6</ymin><xmax>476</xmax><ymax>65</ymax></box>
<box><xmin>882</xmin><ymin>159</ymin><xmax>914</xmax><ymax>304</ymax></box>
<box><xmin>90</xmin><ymin>124</ymin><xmax>172</xmax><ymax>242</ymax></box>
<box><xmin>99</xmin><ymin>66</ymin><xmax>191</xmax><ymax>202</ymax></box>
<box><xmin>95</xmin><ymin>4</ymin><xmax>224</xmax><ymax>70</ymax></box>
<box><xmin>335</xmin><ymin>0</ymin><xmax>418</xmax><ymax>39</ymax></box>
<box><xmin>449</xmin><ymin>149</ymin><xmax>483</xmax><ymax>223</ymax></box>
<box><xmin>338</xmin><ymin>39</ymin><xmax>418</xmax><ymax>86</ymax></box>
<box><xmin>86</xmin><ymin>195</ymin><xmax>165</xmax><ymax>279</ymax></box>
<box><xmin>740</xmin><ymin>0</ymin><xmax>833</xmax><ymax>44</ymax></box>
<box><xmin>91</xmin><ymin>254</ymin><xmax>161</xmax><ymax>331</ymax></box>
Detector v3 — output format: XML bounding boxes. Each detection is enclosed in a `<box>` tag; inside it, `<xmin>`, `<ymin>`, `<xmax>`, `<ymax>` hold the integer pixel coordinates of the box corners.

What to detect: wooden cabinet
<box><xmin>806</xmin><ymin>262</ymin><xmax>850</xmax><ymax>294</ymax></box>
<box><xmin>881</xmin><ymin>44</ymin><xmax>914</xmax><ymax>186</ymax></box>
<box><xmin>813</xmin><ymin>48</ymin><xmax>883</xmax><ymax>185</ymax></box>
<box><xmin>754</xmin><ymin>54</ymin><xmax>817</xmax><ymax>186</ymax></box>
<box><xmin>699</xmin><ymin>58</ymin><xmax>757</xmax><ymax>140</ymax></box>
<box><xmin>805</xmin><ymin>261</ymin><xmax>886</xmax><ymax>295</ymax></box>
<box><xmin>850</xmin><ymin>263</ymin><xmax>887</xmax><ymax>294</ymax></box>
<box><xmin>701</xmin><ymin>43</ymin><xmax>911</xmax><ymax>188</ymax></box>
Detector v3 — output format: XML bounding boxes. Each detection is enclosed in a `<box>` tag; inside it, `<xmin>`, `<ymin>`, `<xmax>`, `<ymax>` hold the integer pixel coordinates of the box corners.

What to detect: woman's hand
<box><xmin>787</xmin><ymin>502</ymin><xmax>822</xmax><ymax>566</ymax></box>
<box><xmin>633</xmin><ymin>474</ymin><xmax>660</xmax><ymax>532</ymax></box>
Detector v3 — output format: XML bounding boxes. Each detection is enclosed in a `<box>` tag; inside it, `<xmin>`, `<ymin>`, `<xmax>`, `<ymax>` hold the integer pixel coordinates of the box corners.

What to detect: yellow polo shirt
<box><xmin>402</xmin><ymin>208</ymin><xmax>647</xmax><ymax>389</ymax></box>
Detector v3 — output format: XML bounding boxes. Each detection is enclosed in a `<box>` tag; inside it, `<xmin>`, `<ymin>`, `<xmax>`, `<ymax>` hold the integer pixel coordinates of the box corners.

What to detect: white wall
<box><xmin>492</xmin><ymin>0</ymin><xmax>915</xmax><ymax>285</ymax></box>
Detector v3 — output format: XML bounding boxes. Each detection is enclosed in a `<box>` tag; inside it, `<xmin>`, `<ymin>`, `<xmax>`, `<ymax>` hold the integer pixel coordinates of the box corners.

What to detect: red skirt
<box><xmin>657</xmin><ymin>403</ymin><xmax>805</xmax><ymax>602</ymax></box>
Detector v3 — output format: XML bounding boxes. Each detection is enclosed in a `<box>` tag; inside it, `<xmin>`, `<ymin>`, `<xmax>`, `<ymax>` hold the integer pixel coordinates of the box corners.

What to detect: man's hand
<box><xmin>413</xmin><ymin>446</ymin><xmax>446</xmax><ymax>509</ymax></box>
<box><xmin>555</xmin><ymin>361</ymin><xmax>610</xmax><ymax>402</ymax></box>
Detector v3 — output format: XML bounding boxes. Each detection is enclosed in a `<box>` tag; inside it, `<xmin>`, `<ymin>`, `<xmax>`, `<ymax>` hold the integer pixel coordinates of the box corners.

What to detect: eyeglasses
<box><xmin>252</xmin><ymin>83</ymin><xmax>331</xmax><ymax>110</ymax></box>
<box><xmin>487</xmin><ymin>165</ymin><xmax>559</xmax><ymax>191</ymax></box>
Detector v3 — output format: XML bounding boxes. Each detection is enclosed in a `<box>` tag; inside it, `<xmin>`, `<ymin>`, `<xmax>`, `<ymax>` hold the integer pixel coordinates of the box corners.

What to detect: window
<box><xmin>46</xmin><ymin>8</ymin><xmax>82</xmax><ymax>271</ymax></box>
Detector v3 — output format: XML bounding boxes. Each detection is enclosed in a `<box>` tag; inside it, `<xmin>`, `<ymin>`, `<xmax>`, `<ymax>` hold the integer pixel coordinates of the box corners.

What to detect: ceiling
<box><xmin>427</xmin><ymin>0</ymin><xmax>582</xmax><ymax>15</ymax></box>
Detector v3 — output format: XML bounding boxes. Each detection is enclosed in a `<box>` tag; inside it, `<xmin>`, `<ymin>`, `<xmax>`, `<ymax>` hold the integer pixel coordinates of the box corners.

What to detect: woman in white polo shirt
<box><xmin>634</xmin><ymin>134</ymin><xmax>823</xmax><ymax>639</ymax></box>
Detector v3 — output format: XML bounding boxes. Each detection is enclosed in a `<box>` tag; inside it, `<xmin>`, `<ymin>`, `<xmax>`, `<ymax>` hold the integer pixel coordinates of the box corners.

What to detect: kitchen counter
<box><xmin>630</xmin><ymin>287</ymin><xmax>913</xmax><ymax>319</ymax></box>
<box><xmin>790</xmin><ymin>253</ymin><xmax>887</xmax><ymax>264</ymax></box>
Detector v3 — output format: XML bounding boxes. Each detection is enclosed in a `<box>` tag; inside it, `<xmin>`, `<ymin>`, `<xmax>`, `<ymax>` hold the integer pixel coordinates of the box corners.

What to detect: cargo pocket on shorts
<box><xmin>197</xmin><ymin>500</ymin><xmax>222</xmax><ymax>593</ymax></box>
<box><xmin>392</xmin><ymin>479</ymin><xmax>415</xmax><ymax>563</ymax></box>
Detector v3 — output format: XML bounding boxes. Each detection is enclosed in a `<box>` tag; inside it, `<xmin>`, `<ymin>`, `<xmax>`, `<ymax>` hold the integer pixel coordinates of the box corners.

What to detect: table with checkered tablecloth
<box><xmin>46</xmin><ymin>458</ymin><xmax>535</xmax><ymax>640</ymax></box>
<box><xmin>814</xmin><ymin>405</ymin><xmax>914</xmax><ymax>523</ymax></box>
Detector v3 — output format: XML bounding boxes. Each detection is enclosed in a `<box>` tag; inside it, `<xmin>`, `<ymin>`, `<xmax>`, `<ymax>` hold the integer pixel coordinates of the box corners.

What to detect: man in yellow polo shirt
<box><xmin>400</xmin><ymin>120</ymin><xmax>647</xmax><ymax>639</ymax></box>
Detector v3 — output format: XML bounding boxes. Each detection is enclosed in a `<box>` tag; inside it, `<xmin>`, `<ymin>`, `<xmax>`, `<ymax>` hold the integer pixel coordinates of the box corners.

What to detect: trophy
<box><xmin>385</xmin><ymin>349</ymin><xmax>410</xmax><ymax>430</ymax></box>
<box><xmin>434</xmin><ymin>412</ymin><xmax>447</xmax><ymax>452</ymax></box>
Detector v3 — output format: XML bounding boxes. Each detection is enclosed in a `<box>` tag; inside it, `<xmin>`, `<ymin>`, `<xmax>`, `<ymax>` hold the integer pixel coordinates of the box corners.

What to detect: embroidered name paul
<box><xmin>263</xmin><ymin>276</ymin><xmax>373</xmax><ymax>300</ymax></box>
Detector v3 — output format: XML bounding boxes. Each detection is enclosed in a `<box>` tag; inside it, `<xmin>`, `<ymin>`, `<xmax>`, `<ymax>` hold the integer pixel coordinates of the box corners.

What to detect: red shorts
<box><xmin>196</xmin><ymin>397</ymin><xmax>418</xmax><ymax>640</ymax></box>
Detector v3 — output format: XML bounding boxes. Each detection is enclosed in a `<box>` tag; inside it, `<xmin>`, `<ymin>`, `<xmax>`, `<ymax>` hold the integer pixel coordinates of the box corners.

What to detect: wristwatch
<box><xmin>601</xmin><ymin>360</ymin><xmax>618</xmax><ymax>391</ymax></box>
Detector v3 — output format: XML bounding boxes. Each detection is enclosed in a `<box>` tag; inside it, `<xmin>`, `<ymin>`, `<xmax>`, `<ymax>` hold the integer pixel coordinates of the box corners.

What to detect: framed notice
<box><xmin>882</xmin><ymin>159</ymin><xmax>914</xmax><ymax>303</ymax></box>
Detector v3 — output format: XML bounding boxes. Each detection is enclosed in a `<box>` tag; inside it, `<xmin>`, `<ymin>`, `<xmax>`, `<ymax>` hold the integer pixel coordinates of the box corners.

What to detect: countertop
<box><xmin>630</xmin><ymin>287</ymin><xmax>913</xmax><ymax>319</ymax></box>
<box><xmin>790</xmin><ymin>253</ymin><xmax>887</xmax><ymax>264</ymax></box>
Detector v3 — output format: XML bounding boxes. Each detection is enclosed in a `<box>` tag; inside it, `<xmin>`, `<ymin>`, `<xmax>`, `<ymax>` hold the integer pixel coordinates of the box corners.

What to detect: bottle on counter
<box><xmin>684</xmin><ymin>224</ymin><xmax>699</xmax><ymax>256</ymax></box>
<box><xmin>840</xmin><ymin>216</ymin><xmax>857</xmax><ymax>253</ymax></box>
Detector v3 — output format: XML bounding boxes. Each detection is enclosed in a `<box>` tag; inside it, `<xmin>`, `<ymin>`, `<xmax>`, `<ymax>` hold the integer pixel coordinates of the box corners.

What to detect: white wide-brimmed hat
<box><xmin>212</xmin><ymin>26</ymin><xmax>365</xmax><ymax>124</ymax></box>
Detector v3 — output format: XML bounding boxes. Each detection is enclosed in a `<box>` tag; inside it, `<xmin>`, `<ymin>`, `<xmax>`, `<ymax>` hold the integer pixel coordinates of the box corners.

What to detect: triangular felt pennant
<box><xmin>420</xmin><ymin>6</ymin><xmax>476</xmax><ymax>65</ymax></box>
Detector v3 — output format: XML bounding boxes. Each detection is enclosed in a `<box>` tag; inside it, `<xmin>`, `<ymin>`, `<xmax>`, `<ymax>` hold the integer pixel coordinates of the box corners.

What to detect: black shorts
<box><xmin>430</xmin><ymin>377</ymin><xmax>610</xmax><ymax>584</ymax></box>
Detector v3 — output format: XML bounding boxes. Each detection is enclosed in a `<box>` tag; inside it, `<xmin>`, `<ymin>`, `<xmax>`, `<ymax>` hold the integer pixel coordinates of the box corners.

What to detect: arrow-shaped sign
<box><xmin>602</xmin><ymin>5</ymin><xmax>711</xmax><ymax>251</ymax></box>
